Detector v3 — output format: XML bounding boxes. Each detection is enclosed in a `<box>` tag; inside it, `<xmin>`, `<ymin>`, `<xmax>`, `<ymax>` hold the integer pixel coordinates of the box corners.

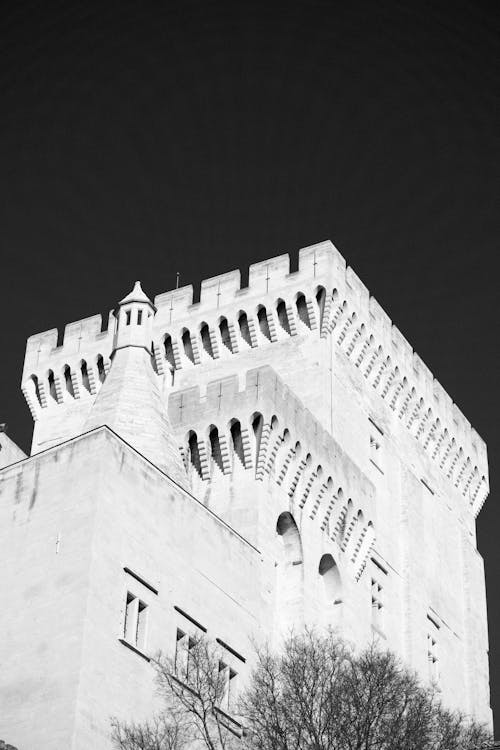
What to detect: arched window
<box><xmin>81</xmin><ymin>361</ymin><xmax>91</xmax><ymax>393</ymax></box>
<box><xmin>200</xmin><ymin>323</ymin><xmax>214</xmax><ymax>358</ymax></box>
<box><xmin>219</xmin><ymin>317</ymin><xmax>233</xmax><ymax>352</ymax></box>
<box><xmin>252</xmin><ymin>412</ymin><xmax>263</xmax><ymax>465</ymax></box>
<box><xmin>319</xmin><ymin>554</ymin><xmax>342</xmax><ymax>606</ymax></box>
<box><xmin>48</xmin><ymin>370</ymin><xmax>57</xmax><ymax>402</ymax></box>
<box><xmin>257</xmin><ymin>306</ymin><xmax>271</xmax><ymax>341</ymax></box>
<box><xmin>188</xmin><ymin>432</ymin><xmax>202</xmax><ymax>477</ymax></box>
<box><xmin>316</xmin><ymin>286</ymin><xmax>326</xmax><ymax>328</ymax></box>
<box><xmin>96</xmin><ymin>355</ymin><xmax>106</xmax><ymax>383</ymax></box>
<box><xmin>276</xmin><ymin>512</ymin><xmax>303</xmax><ymax>563</ymax></box>
<box><xmin>230</xmin><ymin>419</ymin><xmax>245</xmax><ymax>466</ymax></box>
<box><xmin>209</xmin><ymin>426</ymin><xmax>224</xmax><ymax>473</ymax></box>
<box><xmin>238</xmin><ymin>312</ymin><xmax>252</xmax><ymax>347</ymax></box>
<box><xmin>164</xmin><ymin>335</ymin><xmax>175</xmax><ymax>370</ymax></box>
<box><xmin>31</xmin><ymin>374</ymin><xmax>42</xmax><ymax>405</ymax></box>
<box><xmin>63</xmin><ymin>365</ymin><xmax>74</xmax><ymax>397</ymax></box>
<box><xmin>296</xmin><ymin>293</ymin><xmax>311</xmax><ymax>329</ymax></box>
<box><xmin>276</xmin><ymin>512</ymin><xmax>304</xmax><ymax>632</ymax></box>
<box><xmin>182</xmin><ymin>330</ymin><xmax>195</xmax><ymax>363</ymax></box>
<box><xmin>276</xmin><ymin>299</ymin><xmax>291</xmax><ymax>335</ymax></box>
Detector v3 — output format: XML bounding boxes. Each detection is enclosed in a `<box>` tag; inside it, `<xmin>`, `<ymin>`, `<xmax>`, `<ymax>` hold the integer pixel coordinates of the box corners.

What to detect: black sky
<box><xmin>1</xmin><ymin>0</ymin><xmax>498</xmax><ymax>729</ymax></box>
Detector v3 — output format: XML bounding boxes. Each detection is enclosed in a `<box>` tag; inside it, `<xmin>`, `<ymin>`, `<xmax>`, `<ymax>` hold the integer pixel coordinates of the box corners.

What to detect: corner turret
<box><xmin>83</xmin><ymin>282</ymin><xmax>188</xmax><ymax>488</ymax></box>
<box><xmin>113</xmin><ymin>281</ymin><xmax>156</xmax><ymax>355</ymax></box>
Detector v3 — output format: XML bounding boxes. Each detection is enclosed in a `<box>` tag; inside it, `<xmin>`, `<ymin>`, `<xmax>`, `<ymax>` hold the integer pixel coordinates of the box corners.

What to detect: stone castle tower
<box><xmin>0</xmin><ymin>240</ymin><xmax>491</xmax><ymax>747</ymax></box>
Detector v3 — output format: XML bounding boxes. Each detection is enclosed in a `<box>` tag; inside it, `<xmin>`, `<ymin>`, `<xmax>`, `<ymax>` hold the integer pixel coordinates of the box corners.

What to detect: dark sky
<box><xmin>1</xmin><ymin>0</ymin><xmax>498</xmax><ymax>730</ymax></box>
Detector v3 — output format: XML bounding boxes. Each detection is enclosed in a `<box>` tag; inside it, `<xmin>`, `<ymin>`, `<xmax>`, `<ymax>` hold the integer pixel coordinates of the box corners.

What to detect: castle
<box><xmin>0</xmin><ymin>240</ymin><xmax>491</xmax><ymax>747</ymax></box>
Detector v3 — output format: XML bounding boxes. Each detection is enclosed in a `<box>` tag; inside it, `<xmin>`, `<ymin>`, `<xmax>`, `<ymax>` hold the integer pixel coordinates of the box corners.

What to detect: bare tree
<box><xmin>110</xmin><ymin>714</ymin><xmax>187</xmax><ymax>750</ymax></box>
<box><xmin>239</xmin><ymin>630</ymin><xmax>491</xmax><ymax>750</ymax></box>
<box><xmin>112</xmin><ymin>630</ymin><xmax>491</xmax><ymax>750</ymax></box>
<box><xmin>112</xmin><ymin>635</ymin><xmax>240</xmax><ymax>750</ymax></box>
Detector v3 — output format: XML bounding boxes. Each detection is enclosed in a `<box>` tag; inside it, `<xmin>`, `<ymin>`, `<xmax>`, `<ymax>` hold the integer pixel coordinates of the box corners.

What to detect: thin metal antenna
<box><xmin>176</xmin><ymin>272</ymin><xmax>180</xmax><ymax>289</ymax></box>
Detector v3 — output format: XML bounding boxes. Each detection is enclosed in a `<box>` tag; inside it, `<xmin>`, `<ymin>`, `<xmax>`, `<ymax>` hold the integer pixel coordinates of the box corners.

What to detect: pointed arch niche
<box><xmin>318</xmin><ymin>553</ymin><xmax>342</xmax><ymax>628</ymax></box>
<box><xmin>275</xmin><ymin>512</ymin><xmax>304</xmax><ymax>634</ymax></box>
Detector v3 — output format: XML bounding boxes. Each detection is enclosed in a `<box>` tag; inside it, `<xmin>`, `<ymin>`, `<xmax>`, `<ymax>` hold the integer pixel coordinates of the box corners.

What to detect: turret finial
<box><xmin>119</xmin><ymin>281</ymin><xmax>155</xmax><ymax>308</ymax></box>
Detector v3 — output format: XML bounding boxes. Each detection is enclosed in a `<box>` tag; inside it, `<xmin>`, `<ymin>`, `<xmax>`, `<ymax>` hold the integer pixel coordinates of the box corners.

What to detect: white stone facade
<box><xmin>0</xmin><ymin>240</ymin><xmax>491</xmax><ymax>748</ymax></box>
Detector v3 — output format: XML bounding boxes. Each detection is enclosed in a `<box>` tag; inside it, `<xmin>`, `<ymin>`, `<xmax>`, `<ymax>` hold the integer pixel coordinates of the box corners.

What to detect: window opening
<box><xmin>252</xmin><ymin>413</ymin><xmax>263</xmax><ymax>465</ymax></box>
<box><xmin>200</xmin><ymin>323</ymin><xmax>214</xmax><ymax>358</ymax></box>
<box><xmin>316</xmin><ymin>287</ymin><xmax>326</xmax><ymax>328</ymax></box>
<box><xmin>175</xmin><ymin>629</ymin><xmax>196</xmax><ymax>682</ymax></box>
<box><xmin>96</xmin><ymin>355</ymin><xmax>106</xmax><ymax>383</ymax></box>
<box><xmin>276</xmin><ymin>299</ymin><xmax>291</xmax><ymax>335</ymax></box>
<box><xmin>218</xmin><ymin>661</ymin><xmax>238</xmax><ymax>711</ymax></box>
<box><xmin>371</xmin><ymin>578</ymin><xmax>384</xmax><ymax>630</ymax></box>
<box><xmin>48</xmin><ymin>370</ymin><xmax>57</xmax><ymax>402</ymax></box>
<box><xmin>319</xmin><ymin>554</ymin><xmax>342</xmax><ymax>606</ymax></box>
<box><xmin>64</xmin><ymin>365</ymin><xmax>74</xmax><ymax>397</ymax></box>
<box><xmin>182</xmin><ymin>329</ymin><xmax>195</xmax><ymax>363</ymax></box>
<box><xmin>123</xmin><ymin>592</ymin><xmax>148</xmax><ymax>651</ymax></box>
<box><xmin>219</xmin><ymin>317</ymin><xmax>233</xmax><ymax>352</ymax></box>
<box><xmin>257</xmin><ymin>306</ymin><xmax>271</xmax><ymax>341</ymax></box>
<box><xmin>369</xmin><ymin>423</ymin><xmax>384</xmax><ymax>473</ymax></box>
<box><xmin>296</xmin><ymin>294</ymin><xmax>311</xmax><ymax>328</ymax></box>
<box><xmin>188</xmin><ymin>432</ymin><xmax>202</xmax><ymax>476</ymax></box>
<box><xmin>137</xmin><ymin>309</ymin><xmax>143</xmax><ymax>325</ymax></box>
<box><xmin>427</xmin><ymin>633</ymin><xmax>439</xmax><ymax>682</ymax></box>
<box><xmin>126</xmin><ymin>310</ymin><xmax>131</xmax><ymax>326</ymax></box>
<box><xmin>238</xmin><ymin>312</ymin><xmax>252</xmax><ymax>347</ymax></box>
<box><xmin>164</xmin><ymin>335</ymin><xmax>175</xmax><ymax>370</ymax></box>
<box><xmin>31</xmin><ymin>375</ymin><xmax>42</xmax><ymax>405</ymax></box>
<box><xmin>80</xmin><ymin>361</ymin><xmax>91</xmax><ymax>393</ymax></box>
<box><xmin>427</xmin><ymin>615</ymin><xmax>440</xmax><ymax>683</ymax></box>
<box><xmin>209</xmin><ymin>426</ymin><xmax>224</xmax><ymax>473</ymax></box>
<box><xmin>230</xmin><ymin>420</ymin><xmax>245</xmax><ymax>466</ymax></box>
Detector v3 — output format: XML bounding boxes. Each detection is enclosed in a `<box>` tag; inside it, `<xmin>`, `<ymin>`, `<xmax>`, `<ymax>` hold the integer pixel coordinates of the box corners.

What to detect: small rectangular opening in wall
<box><xmin>216</xmin><ymin>637</ymin><xmax>246</xmax><ymax>663</ymax></box>
<box><xmin>289</xmin><ymin>250</ymin><xmax>299</xmax><ymax>274</ymax></box>
<box><xmin>123</xmin><ymin>567</ymin><xmax>158</xmax><ymax>595</ymax></box>
<box><xmin>56</xmin><ymin>327</ymin><xmax>64</xmax><ymax>348</ymax></box>
<box><xmin>368</xmin><ymin>417</ymin><xmax>384</xmax><ymax>436</ymax></box>
<box><xmin>239</xmin><ymin>264</ymin><xmax>249</xmax><ymax>290</ymax></box>
<box><xmin>100</xmin><ymin>312</ymin><xmax>110</xmax><ymax>333</ymax></box>
<box><xmin>174</xmin><ymin>605</ymin><xmax>207</xmax><ymax>633</ymax></box>
<box><xmin>421</xmin><ymin>478</ymin><xmax>435</xmax><ymax>495</ymax></box>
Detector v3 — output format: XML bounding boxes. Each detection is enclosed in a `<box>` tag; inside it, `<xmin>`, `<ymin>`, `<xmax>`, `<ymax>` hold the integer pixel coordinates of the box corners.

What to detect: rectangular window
<box><xmin>371</xmin><ymin>578</ymin><xmax>384</xmax><ymax>631</ymax></box>
<box><xmin>427</xmin><ymin>616</ymin><xmax>440</xmax><ymax>683</ymax></box>
<box><xmin>427</xmin><ymin>634</ymin><xmax>438</xmax><ymax>681</ymax></box>
<box><xmin>137</xmin><ymin>309</ymin><xmax>143</xmax><ymax>325</ymax></box>
<box><xmin>126</xmin><ymin>310</ymin><xmax>131</xmax><ymax>326</ymax></box>
<box><xmin>369</xmin><ymin>435</ymin><xmax>383</xmax><ymax>472</ymax></box>
<box><xmin>368</xmin><ymin>418</ymin><xmax>384</xmax><ymax>473</ymax></box>
<box><xmin>218</xmin><ymin>661</ymin><xmax>238</xmax><ymax>712</ymax></box>
<box><xmin>175</xmin><ymin>629</ymin><xmax>197</xmax><ymax>683</ymax></box>
<box><xmin>123</xmin><ymin>592</ymin><xmax>148</xmax><ymax>651</ymax></box>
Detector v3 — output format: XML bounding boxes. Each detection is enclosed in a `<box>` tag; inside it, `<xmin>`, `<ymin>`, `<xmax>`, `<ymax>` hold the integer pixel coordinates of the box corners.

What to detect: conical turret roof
<box><xmin>119</xmin><ymin>281</ymin><xmax>156</xmax><ymax>309</ymax></box>
<box><xmin>83</xmin><ymin>284</ymin><xmax>187</xmax><ymax>488</ymax></box>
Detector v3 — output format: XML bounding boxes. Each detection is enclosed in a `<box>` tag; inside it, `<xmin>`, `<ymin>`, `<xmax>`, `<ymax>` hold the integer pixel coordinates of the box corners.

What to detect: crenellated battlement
<box><xmin>21</xmin><ymin>239</ymin><xmax>489</xmax><ymax>514</ymax></box>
